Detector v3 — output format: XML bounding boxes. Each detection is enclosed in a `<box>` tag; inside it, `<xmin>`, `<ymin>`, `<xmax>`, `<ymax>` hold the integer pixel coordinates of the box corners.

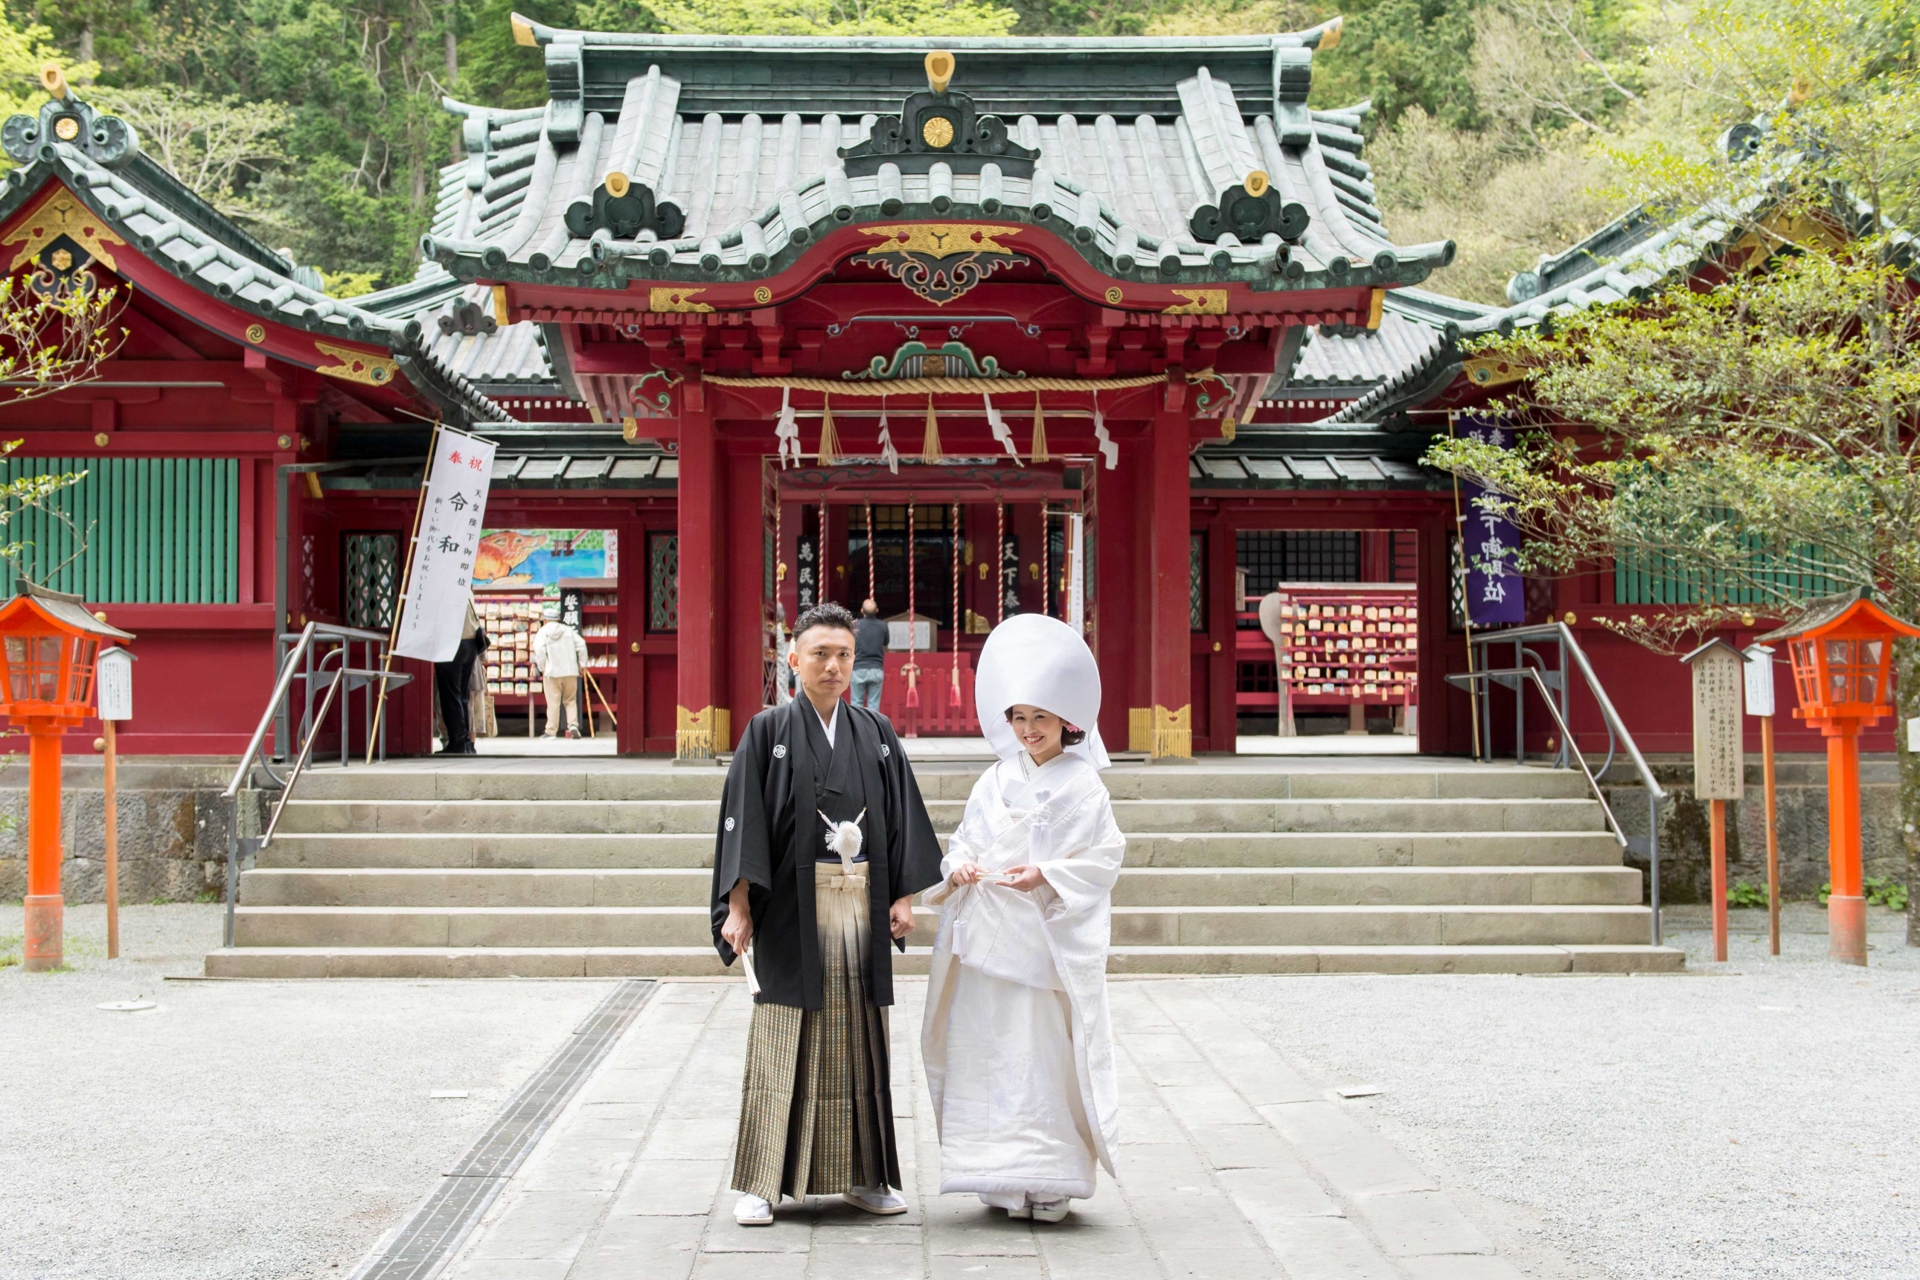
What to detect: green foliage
<box><xmin>646</xmin><ymin>0</ymin><xmax>1019</xmax><ymax>35</ymax></box>
<box><xmin>1727</xmin><ymin>879</ymin><xmax>1769</xmax><ymax>908</ymax></box>
<box><xmin>1818</xmin><ymin>878</ymin><xmax>1911</xmax><ymax>910</ymax></box>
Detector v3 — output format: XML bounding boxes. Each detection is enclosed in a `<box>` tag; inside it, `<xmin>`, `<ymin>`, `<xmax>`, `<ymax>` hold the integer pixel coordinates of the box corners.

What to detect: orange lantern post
<box><xmin>1758</xmin><ymin>590</ymin><xmax>1920</xmax><ymax>966</ymax></box>
<box><xmin>0</xmin><ymin>581</ymin><xmax>132</xmax><ymax>971</ymax></box>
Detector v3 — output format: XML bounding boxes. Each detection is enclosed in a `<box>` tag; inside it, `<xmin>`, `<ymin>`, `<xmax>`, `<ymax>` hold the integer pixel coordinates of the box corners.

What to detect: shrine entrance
<box><xmin>773</xmin><ymin>462</ymin><xmax>1090</xmax><ymax>737</ymax></box>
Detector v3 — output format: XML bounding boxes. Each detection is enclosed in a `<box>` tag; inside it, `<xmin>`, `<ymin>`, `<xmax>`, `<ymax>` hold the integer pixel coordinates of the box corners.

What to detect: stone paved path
<box><xmin>443</xmin><ymin>978</ymin><xmax>1525</xmax><ymax>1280</ymax></box>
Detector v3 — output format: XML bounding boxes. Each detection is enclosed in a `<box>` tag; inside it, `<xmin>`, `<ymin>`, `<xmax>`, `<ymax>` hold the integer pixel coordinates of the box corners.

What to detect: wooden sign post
<box><xmin>1682</xmin><ymin>640</ymin><xmax>1746</xmax><ymax>962</ymax></box>
<box><xmin>94</xmin><ymin>645</ymin><xmax>136</xmax><ymax>961</ymax></box>
<box><xmin>1742</xmin><ymin>643</ymin><xmax>1781</xmax><ymax>956</ymax></box>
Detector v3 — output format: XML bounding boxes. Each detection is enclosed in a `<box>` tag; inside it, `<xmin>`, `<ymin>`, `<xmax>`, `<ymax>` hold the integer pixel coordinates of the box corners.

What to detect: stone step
<box><xmin>272</xmin><ymin>795</ymin><xmax>1608</xmax><ymax>836</ymax></box>
<box><xmin>287</xmin><ymin>763</ymin><xmax>1593</xmax><ymax>804</ymax></box>
<box><xmin>260</xmin><ymin>829</ymin><xmax>1625</xmax><ymax>871</ymax></box>
<box><xmin>230</xmin><ymin>903</ymin><xmax>1654</xmax><ymax>949</ymax></box>
<box><xmin>201</xmin><ymin>941</ymin><xmax>1685</xmax><ymax>979</ymax></box>
<box><xmin>238</xmin><ymin>865</ymin><xmax>1643</xmax><ymax>909</ymax></box>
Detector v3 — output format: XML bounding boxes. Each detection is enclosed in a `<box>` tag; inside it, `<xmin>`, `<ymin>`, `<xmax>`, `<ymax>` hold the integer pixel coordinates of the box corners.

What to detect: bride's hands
<box><xmin>948</xmin><ymin>861</ymin><xmax>984</xmax><ymax>887</ymax></box>
<box><xmin>1000</xmin><ymin>864</ymin><xmax>1047</xmax><ymax>892</ymax></box>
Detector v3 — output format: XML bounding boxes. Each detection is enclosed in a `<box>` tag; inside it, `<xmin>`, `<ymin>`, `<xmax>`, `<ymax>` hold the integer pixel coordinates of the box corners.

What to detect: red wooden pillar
<box><xmin>676</xmin><ymin>380</ymin><xmax>727</xmax><ymax>761</ymax></box>
<box><xmin>1145</xmin><ymin>375</ymin><xmax>1193</xmax><ymax>759</ymax></box>
<box><xmin>1093</xmin><ymin>459</ymin><xmax>1138</xmax><ymax>752</ymax></box>
<box><xmin>1417</xmin><ymin>513</ymin><xmax>1450</xmax><ymax>754</ymax></box>
<box><xmin>726</xmin><ymin>449</ymin><xmax>767</xmax><ymax>742</ymax></box>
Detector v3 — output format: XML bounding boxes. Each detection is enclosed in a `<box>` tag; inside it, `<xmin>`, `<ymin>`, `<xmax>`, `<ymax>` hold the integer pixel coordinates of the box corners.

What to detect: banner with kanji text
<box><xmin>393</xmin><ymin>427</ymin><xmax>497</xmax><ymax>661</ymax></box>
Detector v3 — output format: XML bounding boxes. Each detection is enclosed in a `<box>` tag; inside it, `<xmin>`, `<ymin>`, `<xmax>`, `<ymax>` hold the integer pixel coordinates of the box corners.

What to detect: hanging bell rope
<box><xmin>904</xmin><ymin>498</ymin><xmax>920</xmax><ymax>717</ymax></box>
<box><xmin>950</xmin><ymin>499</ymin><xmax>963</xmax><ymax>709</ymax></box>
<box><xmin>995</xmin><ymin>497</ymin><xmax>1006</xmax><ymax>626</ymax></box>
<box><xmin>865</xmin><ymin>500</ymin><xmax>876</xmax><ymax>602</ymax></box>
<box><xmin>1041</xmin><ymin>503</ymin><xmax>1052</xmax><ymax>620</ymax></box>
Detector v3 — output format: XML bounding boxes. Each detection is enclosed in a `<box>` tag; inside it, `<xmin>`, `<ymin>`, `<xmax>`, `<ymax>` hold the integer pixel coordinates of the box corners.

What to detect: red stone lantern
<box><xmin>0</xmin><ymin>580</ymin><xmax>132</xmax><ymax>971</ymax></box>
<box><xmin>1758</xmin><ymin>589</ymin><xmax>1920</xmax><ymax>965</ymax></box>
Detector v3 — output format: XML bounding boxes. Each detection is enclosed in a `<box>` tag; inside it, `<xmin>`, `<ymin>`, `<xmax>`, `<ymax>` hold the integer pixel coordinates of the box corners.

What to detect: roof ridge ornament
<box><xmin>2</xmin><ymin>65</ymin><xmax>141</xmax><ymax>169</ymax></box>
<box><xmin>840</xmin><ymin>51</ymin><xmax>1040</xmax><ymax>179</ymax></box>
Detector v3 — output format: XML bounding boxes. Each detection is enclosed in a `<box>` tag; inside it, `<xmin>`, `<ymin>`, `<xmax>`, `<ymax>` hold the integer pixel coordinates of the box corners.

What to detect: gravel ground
<box><xmin>0</xmin><ymin>903</ymin><xmax>617</xmax><ymax>1280</ymax></box>
<box><xmin>1210</xmin><ymin>903</ymin><xmax>1920</xmax><ymax>1280</ymax></box>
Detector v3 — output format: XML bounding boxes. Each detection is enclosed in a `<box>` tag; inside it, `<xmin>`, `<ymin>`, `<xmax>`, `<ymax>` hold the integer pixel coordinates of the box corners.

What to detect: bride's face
<box><xmin>1006</xmin><ymin>704</ymin><xmax>1065</xmax><ymax>763</ymax></box>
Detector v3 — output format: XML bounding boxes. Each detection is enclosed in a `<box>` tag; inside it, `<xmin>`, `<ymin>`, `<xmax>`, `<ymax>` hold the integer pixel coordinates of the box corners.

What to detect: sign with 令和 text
<box><xmin>394</xmin><ymin>427</ymin><xmax>497</xmax><ymax>662</ymax></box>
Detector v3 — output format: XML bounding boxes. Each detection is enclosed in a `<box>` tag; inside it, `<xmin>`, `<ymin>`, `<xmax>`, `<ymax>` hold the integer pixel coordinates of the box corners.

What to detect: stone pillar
<box><xmin>676</xmin><ymin>380</ymin><xmax>728</xmax><ymax>761</ymax></box>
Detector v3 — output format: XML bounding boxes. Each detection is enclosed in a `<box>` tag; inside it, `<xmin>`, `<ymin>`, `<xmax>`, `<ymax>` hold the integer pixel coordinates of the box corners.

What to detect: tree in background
<box><xmin>1424</xmin><ymin>0</ymin><xmax>1920</xmax><ymax>936</ymax></box>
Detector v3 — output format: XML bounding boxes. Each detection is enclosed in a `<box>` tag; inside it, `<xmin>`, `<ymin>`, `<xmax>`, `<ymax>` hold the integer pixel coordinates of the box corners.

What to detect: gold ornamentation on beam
<box><xmin>853</xmin><ymin>224</ymin><xmax>1027</xmax><ymax>307</ymax></box>
<box><xmin>921</xmin><ymin>116</ymin><xmax>955</xmax><ymax>148</ymax></box>
<box><xmin>313</xmin><ymin>340</ymin><xmax>399</xmax><ymax>386</ymax></box>
<box><xmin>1461</xmin><ymin>355</ymin><xmax>1525</xmax><ymax>388</ymax></box>
<box><xmin>1105</xmin><ymin>286</ymin><xmax>1123</xmax><ymax>305</ymax></box>
<box><xmin>1163</xmin><ymin>288</ymin><xmax>1228</xmax><ymax>315</ymax></box>
<box><xmin>753</xmin><ymin>286</ymin><xmax>772</xmax><ymax>305</ymax></box>
<box><xmin>3</xmin><ymin>190</ymin><xmax>123</xmax><ymax>273</ymax></box>
<box><xmin>650</xmin><ymin>286</ymin><xmax>714</xmax><ymax>313</ymax></box>
<box><xmin>245</xmin><ymin>323</ymin><xmax>267</xmax><ymax>344</ymax></box>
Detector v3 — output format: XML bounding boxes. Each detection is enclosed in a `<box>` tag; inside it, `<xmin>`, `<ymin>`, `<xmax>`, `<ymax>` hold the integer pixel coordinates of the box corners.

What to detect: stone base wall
<box><xmin>0</xmin><ymin>759</ymin><xmax>243</xmax><ymax>904</ymax></box>
<box><xmin>1602</xmin><ymin>754</ymin><xmax>1901</xmax><ymax>905</ymax></box>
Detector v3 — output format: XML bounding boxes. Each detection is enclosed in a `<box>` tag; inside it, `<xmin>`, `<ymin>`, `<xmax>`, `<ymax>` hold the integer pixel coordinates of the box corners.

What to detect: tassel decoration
<box><xmin>817</xmin><ymin>392</ymin><xmax>841</xmax><ymax>464</ymax></box>
<box><xmin>1031</xmin><ymin>394</ymin><xmax>1049</xmax><ymax>464</ymax></box>
<box><xmin>921</xmin><ymin>397</ymin><xmax>943</xmax><ymax>464</ymax></box>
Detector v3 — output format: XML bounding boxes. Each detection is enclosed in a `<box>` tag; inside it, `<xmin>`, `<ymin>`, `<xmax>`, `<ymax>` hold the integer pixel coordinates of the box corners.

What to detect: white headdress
<box><xmin>974</xmin><ymin>613</ymin><xmax>1109</xmax><ymax>769</ymax></box>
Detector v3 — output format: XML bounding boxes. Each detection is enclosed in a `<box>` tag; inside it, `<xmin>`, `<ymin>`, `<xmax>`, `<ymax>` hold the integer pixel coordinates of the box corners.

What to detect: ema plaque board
<box><xmin>1682</xmin><ymin>640</ymin><xmax>1745</xmax><ymax>800</ymax></box>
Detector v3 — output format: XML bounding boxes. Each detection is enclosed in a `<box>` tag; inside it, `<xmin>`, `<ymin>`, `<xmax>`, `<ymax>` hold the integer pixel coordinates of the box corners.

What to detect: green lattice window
<box><xmin>0</xmin><ymin>456</ymin><xmax>239</xmax><ymax>602</ymax></box>
<box><xmin>344</xmin><ymin>533</ymin><xmax>400</xmax><ymax>630</ymax></box>
<box><xmin>1190</xmin><ymin>533</ymin><xmax>1207</xmax><ymax>631</ymax></box>
<box><xmin>1612</xmin><ymin>547</ymin><xmax>1839</xmax><ymax>606</ymax></box>
<box><xmin>649</xmin><ymin>532</ymin><xmax>679</xmax><ymax>631</ymax></box>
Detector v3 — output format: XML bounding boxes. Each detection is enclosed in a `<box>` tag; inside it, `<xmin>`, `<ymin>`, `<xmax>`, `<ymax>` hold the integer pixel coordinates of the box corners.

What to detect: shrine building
<box><xmin>0</xmin><ymin>22</ymin><xmax>1802</xmax><ymax>762</ymax></box>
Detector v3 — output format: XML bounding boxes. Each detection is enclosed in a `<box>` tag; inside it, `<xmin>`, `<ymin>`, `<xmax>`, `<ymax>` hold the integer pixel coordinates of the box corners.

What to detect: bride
<box><xmin>921</xmin><ymin>614</ymin><xmax>1123</xmax><ymax>1223</ymax></box>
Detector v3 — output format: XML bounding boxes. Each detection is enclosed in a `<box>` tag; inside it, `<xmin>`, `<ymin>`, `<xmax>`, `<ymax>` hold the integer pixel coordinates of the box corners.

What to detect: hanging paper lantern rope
<box><xmin>817</xmin><ymin>391</ymin><xmax>840</xmax><ymax>464</ymax></box>
<box><xmin>1030</xmin><ymin>394</ymin><xmax>1049</xmax><ymax>464</ymax></box>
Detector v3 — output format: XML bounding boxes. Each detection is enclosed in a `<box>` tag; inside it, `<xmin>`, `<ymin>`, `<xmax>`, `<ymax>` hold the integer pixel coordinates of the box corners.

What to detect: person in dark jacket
<box><xmin>851</xmin><ymin>598</ymin><xmax>889</xmax><ymax>712</ymax></box>
<box><xmin>711</xmin><ymin>601</ymin><xmax>942</xmax><ymax>1226</ymax></box>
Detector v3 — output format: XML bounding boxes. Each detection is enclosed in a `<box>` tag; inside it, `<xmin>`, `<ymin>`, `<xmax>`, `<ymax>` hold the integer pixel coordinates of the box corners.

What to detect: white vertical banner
<box><xmin>393</xmin><ymin>426</ymin><xmax>497</xmax><ymax>661</ymax></box>
<box><xmin>1065</xmin><ymin>512</ymin><xmax>1086</xmax><ymax>635</ymax></box>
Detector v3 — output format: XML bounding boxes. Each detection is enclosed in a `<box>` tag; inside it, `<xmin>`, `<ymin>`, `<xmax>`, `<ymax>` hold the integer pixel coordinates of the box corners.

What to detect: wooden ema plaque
<box><xmin>1683</xmin><ymin>640</ymin><xmax>1745</xmax><ymax>801</ymax></box>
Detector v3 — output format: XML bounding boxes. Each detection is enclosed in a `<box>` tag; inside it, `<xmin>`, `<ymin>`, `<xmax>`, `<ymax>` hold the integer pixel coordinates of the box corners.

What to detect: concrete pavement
<box><xmin>441</xmin><ymin>978</ymin><xmax>1521</xmax><ymax>1280</ymax></box>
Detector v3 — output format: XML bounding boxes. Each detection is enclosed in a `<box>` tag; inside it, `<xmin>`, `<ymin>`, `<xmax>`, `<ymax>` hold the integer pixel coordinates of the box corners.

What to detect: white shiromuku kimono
<box><xmin>922</xmin><ymin>728</ymin><xmax>1124</xmax><ymax>1207</ymax></box>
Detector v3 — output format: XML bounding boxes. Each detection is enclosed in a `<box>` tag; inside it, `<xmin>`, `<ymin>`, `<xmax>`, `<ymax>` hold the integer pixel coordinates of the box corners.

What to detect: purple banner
<box><xmin>1461</xmin><ymin>419</ymin><xmax>1523</xmax><ymax>627</ymax></box>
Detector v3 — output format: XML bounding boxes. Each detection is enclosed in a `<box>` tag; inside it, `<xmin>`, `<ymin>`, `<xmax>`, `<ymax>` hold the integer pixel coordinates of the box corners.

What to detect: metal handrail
<box><xmin>220</xmin><ymin>620</ymin><xmax>410</xmax><ymax>948</ymax></box>
<box><xmin>1450</xmin><ymin>621</ymin><xmax>1671</xmax><ymax>946</ymax></box>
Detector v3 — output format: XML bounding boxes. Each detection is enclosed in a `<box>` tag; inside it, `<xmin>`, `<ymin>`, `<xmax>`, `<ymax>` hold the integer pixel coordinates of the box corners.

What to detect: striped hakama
<box><xmin>731</xmin><ymin>866</ymin><xmax>898</xmax><ymax>1202</ymax></box>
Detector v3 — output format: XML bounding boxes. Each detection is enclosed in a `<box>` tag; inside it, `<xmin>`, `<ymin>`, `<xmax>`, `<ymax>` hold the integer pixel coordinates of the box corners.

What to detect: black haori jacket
<box><xmin>710</xmin><ymin>698</ymin><xmax>942</xmax><ymax>1009</ymax></box>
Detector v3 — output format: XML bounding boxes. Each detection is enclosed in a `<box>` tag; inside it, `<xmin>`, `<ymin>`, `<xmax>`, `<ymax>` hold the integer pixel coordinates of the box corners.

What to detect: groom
<box><xmin>712</xmin><ymin>601</ymin><xmax>943</xmax><ymax>1225</ymax></box>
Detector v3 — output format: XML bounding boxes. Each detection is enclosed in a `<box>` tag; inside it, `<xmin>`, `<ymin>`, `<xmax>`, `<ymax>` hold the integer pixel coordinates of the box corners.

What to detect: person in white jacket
<box><xmin>921</xmin><ymin>614</ymin><xmax>1123</xmax><ymax>1225</ymax></box>
<box><xmin>531</xmin><ymin>603</ymin><xmax>591</xmax><ymax>738</ymax></box>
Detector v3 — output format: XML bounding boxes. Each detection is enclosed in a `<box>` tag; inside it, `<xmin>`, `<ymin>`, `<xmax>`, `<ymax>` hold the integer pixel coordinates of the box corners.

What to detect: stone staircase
<box><xmin>202</xmin><ymin>758</ymin><xmax>1685</xmax><ymax>977</ymax></box>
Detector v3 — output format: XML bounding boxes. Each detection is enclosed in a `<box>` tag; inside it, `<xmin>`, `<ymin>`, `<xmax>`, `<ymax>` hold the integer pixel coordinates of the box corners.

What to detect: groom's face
<box><xmin>790</xmin><ymin>624</ymin><xmax>856</xmax><ymax>704</ymax></box>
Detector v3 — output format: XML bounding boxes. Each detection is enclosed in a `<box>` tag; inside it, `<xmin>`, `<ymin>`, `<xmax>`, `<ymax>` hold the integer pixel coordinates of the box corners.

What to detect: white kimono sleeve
<box><xmin>1034</xmin><ymin>792</ymin><xmax>1124</xmax><ymax>922</ymax></box>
